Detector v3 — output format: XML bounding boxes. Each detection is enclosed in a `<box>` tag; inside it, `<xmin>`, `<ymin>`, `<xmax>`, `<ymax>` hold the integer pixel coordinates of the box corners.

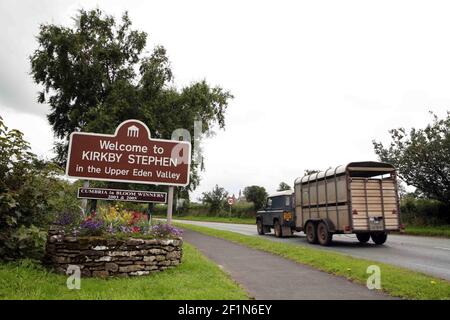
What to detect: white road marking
<box><xmin>434</xmin><ymin>246</ymin><xmax>450</xmax><ymax>251</ymax></box>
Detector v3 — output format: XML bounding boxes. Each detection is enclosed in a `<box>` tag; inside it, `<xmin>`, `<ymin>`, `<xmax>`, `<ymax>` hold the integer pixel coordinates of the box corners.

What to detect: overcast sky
<box><xmin>1</xmin><ymin>0</ymin><xmax>449</xmax><ymax>200</ymax></box>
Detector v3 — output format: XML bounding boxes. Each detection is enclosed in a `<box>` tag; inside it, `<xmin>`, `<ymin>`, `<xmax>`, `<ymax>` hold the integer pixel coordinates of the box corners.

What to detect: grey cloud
<box><xmin>0</xmin><ymin>0</ymin><xmax>73</xmax><ymax>116</ymax></box>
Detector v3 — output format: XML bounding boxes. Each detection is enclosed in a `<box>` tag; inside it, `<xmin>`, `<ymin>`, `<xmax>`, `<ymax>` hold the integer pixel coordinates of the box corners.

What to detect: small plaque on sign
<box><xmin>77</xmin><ymin>187</ymin><xmax>167</xmax><ymax>203</ymax></box>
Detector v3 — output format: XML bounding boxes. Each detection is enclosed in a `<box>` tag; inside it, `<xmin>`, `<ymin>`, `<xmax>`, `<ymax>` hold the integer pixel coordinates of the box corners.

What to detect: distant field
<box><xmin>153</xmin><ymin>215</ymin><xmax>255</xmax><ymax>225</ymax></box>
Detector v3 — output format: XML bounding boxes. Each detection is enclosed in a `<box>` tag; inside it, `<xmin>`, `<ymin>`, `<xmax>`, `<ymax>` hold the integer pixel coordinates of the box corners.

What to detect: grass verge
<box><xmin>177</xmin><ymin>223</ymin><xmax>450</xmax><ymax>300</ymax></box>
<box><xmin>398</xmin><ymin>225</ymin><xmax>450</xmax><ymax>238</ymax></box>
<box><xmin>153</xmin><ymin>215</ymin><xmax>255</xmax><ymax>225</ymax></box>
<box><xmin>0</xmin><ymin>243</ymin><xmax>248</xmax><ymax>300</ymax></box>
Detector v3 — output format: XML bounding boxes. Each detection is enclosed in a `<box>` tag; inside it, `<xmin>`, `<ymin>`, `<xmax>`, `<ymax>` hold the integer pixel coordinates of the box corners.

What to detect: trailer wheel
<box><xmin>274</xmin><ymin>220</ymin><xmax>283</xmax><ymax>238</ymax></box>
<box><xmin>257</xmin><ymin>219</ymin><xmax>265</xmax><ymax>235</ymax></box>
<box><xmin>371</xmin><ymin>232</ymin><xmax>388</xmax><ymax>245</ymax></box>
<box><xmin>317</xmin><ymin>221</ymin><xmax>333</xmax><ymax>246</ymax></box>
<box><xmin>305</xmin><ymin>222</ymin><xmax>318</xmax><ymax>244</ymax></box>
<box><xmin>356</xmin><ymin>233</ymin><xmax>370</xmax><ymax>243</ymax></box>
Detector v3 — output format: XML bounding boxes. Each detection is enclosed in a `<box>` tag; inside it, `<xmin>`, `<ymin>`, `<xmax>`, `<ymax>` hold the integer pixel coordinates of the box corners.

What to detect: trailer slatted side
<box><xmin>350</xmin><ymin>178</ymin><xmax>399</xmax><ymax>231</ymax></box>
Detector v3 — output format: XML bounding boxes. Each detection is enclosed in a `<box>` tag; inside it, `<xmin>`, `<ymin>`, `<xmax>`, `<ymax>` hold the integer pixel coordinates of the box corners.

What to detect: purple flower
<box><xmin>54</xmin><ymin>211</ymin><xmax>79</xmax><ymax>226</ymax></box>
<box><xmin>79</xmin><ymin>219</ymin><xmax>104</xmax><ymax>236</ymax></box>
<box><xmin>106</xmin><ymin>224</ymin><xmax>116</xmax><ymax>234</ymax></box>
<box><xmin>150</xmin><ymin>224</ymin><xmax>183</xmax><ymax>238</ymax></box>
<box><xmin>119</xmin><ymin>225</ymin><xmax>132</xmax><ymax>233</ymax></box>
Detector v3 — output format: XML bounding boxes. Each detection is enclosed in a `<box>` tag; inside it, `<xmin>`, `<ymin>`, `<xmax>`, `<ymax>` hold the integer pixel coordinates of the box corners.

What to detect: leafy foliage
<box><xmin>153</xmin><ymin>201</ymin><xmax>256</xmax><ymax>218</ymax></box>
<box><xmin>0</xmin><ymin>116</ymin><xmax>78</xmax><ymax>260</ymax></box>
<box><xmin>4</xmin><ymin>226</ymin><xmax>47</xmax><ymax>260</ymax></box>
<box><xmin>400</xmin><ymin>194</ymin><xmax>449</xmax><ymax>225</ymax></box>
<box><xmin>243</xmin><ymin>185</ymin><xmax>268</xmax><ymax>211</ymax></box>
<box><xmin>30</xmin><ymin>9</ymin><xmax>233</xmax><ymax>193</ymax></box>
<box><xmin>201</xmin><ymin>185</ymin><xmax>228</xmax><ymax>214</ymax></box>
<box><xmin>277</xmin><ymin>182</ymin><xmax>291</xmax><ymax>191</ymax></box>
<box><xmin>373</xmin><ymin>112</ymin><xmax>449</xmax><ymax>206</ymax></box>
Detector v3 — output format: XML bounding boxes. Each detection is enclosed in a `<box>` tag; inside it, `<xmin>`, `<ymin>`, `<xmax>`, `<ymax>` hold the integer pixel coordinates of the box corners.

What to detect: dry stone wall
<box><xmin>44</xmin><ymin>227</ymin><xmax>182</xmax><ymax>277</ymax></box>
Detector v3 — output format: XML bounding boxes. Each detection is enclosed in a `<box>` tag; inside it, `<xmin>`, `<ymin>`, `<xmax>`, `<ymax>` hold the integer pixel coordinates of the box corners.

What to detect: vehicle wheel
<box><xmin>274</xmin><ymin>220</ymin><xmax>283</xmax><ymax>238</ymax></box>
<box><xmin>317</xmin><ymin>221</ymin><xmax>333</xmax><ymax>246</ymax></box>
<box><xmin>257</xmin><ymin>219</ymin><xmax>265</xmax><ymax>235</ymax></box>
<box><xmin>371</xmin><ymin>232</ymin><xmax>388</xmax><ymax>245</ymax></box>
<box><xmin>305</xmin><ymin>221</ymin><xmax>318</xmax><ymax>244</ymax></box>
<box><xmin>356</xmin><ymin>233</ymin><xmax>370</xmax><ymax>243</ymax></box>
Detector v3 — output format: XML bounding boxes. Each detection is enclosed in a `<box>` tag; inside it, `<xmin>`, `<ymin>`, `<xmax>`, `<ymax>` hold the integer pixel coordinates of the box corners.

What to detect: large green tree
<box><xmin>373</xmin><ymin>112</ymin><xmax>449</xmax><ymax>206</ymax></box>
<box><xmin>243</xmin><ymin>185</ymin><xmax>268</xmax><ymax>211</ymax></box>
<box><xmin>30</xmin><ymin>9</ymin><xmax>232</xmax><ymax>193</ymax></box>
<box><xmin>277</xmin><ymin>182</ymin><xmax>291</xmax><ymax>191</ymax></box>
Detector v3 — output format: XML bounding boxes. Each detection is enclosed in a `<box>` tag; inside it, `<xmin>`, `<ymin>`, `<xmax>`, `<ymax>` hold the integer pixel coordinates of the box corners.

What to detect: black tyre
<box><xmin>274</xmin><ymin>220</ymin><xmax>283</xmax><ymax>238</ymax></box>
<box><xmin>371</xmin><ymin>232</ymin><xmax>388</xmax><ymax>245</ymax></box>
<box><xmin>257</xmin><ymin>219</ymin><xmax>265</xmax><ymax>235</ymax></box>
<box><xmin>356</xmin><ymin>233</ymin><xmax>370</xmax><ymax>243</ymax></box>
<box><xmin>317</xmin><ymin>221</ymin><xmax>333</xmax><ymax>246</ymax></box>
<box><xmin>305</xmin><ymin>221</ymin><xmax>318</xmax><ymax>244</ymax></box>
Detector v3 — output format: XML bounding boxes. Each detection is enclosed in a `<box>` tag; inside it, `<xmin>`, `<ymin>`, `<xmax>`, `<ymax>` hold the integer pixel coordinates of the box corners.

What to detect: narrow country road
<box><xmin>182</xmin><ymin>229</ymin><xmax>394</xmax><ymax>299</ymax></box>
<box><xmin>174</xmin><ymin>219</ymin><xmax>450</xmax><ymax>281</ymax></box>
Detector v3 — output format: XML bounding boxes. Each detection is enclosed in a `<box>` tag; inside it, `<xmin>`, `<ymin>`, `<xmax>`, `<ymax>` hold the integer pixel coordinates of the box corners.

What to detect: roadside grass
<box><xmin>153</xmin><ymin>215</ymin><xmax>255</xmax><ymax>225</ymax></box>
<box><xmin>176</xmin><ymin>223</ymin><xmax>450</xmax><ymax>300</ymax></box>
<box><xmin>398</xmin><ymin>225</ymin><xmax>450</xmax><ymax>238</ymax></box>
<box><xmin>0</xmin><ymin>243</ymin><xmax>248</xmax><ymax>300</ymax></box>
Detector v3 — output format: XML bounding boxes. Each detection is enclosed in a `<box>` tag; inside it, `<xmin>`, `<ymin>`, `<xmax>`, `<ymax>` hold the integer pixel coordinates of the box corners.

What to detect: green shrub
<box><xmin>216</xmin><ymin>201</ymin><xmax>255</xmax><ymax>218</ymax></box>
<box><xmin>243</xmin><ymin>185</ymin><xmax>267</xmax><ymax>211</ymax></box>
<box><xmin>0</xmin><ymin>226</ymin><xmax>47</xmax><ymax>261</ymax></box>
<box><xmin>201</xmin><ymin>185</ymin><xmax>228</xmax><ymax>214</ymax></box>
<box><xmin>0</xmin><ymin>116</ymin><xmax>79</xmax><ymax>260</ymax></box>
<box><xmin>153</xmin><ymin>201</ymin><xmax>256</xmax><ymax>219</ymax></box>
<box><xmin>45</xmin><ymin>179</ymin><xmax>82</xmax><ymax>223</ymax></box>
<box><xmin>400</xmin><ymin>195</ymin><xmax>449</xmax><ymax>226</ymax></box>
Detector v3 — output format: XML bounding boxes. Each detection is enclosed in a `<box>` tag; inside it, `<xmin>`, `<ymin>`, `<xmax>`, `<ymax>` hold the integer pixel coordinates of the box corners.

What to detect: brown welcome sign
<box><xmin>65</xmin><ymin>120</ymin><xmax>191</xmax><ymax>186</ymax></box>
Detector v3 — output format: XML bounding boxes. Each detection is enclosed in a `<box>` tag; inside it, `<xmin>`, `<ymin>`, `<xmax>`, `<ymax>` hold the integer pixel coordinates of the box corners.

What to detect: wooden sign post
<box><xmin>167</xmin><ymin>186</ymin><xmax>174</xmax><ymax>224</ymax></box>
<box><xmin>81</xmin><ymin>180</ymin><xmax>90</xmax><ymax>213</ymax></box>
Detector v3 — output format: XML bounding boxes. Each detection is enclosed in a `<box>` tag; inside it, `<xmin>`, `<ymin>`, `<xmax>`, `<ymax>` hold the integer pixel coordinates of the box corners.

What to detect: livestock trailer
<box><xmin>293</xmin><ymin>161</ymin><xmax>401</xmax><ymax>245</ymax></box>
